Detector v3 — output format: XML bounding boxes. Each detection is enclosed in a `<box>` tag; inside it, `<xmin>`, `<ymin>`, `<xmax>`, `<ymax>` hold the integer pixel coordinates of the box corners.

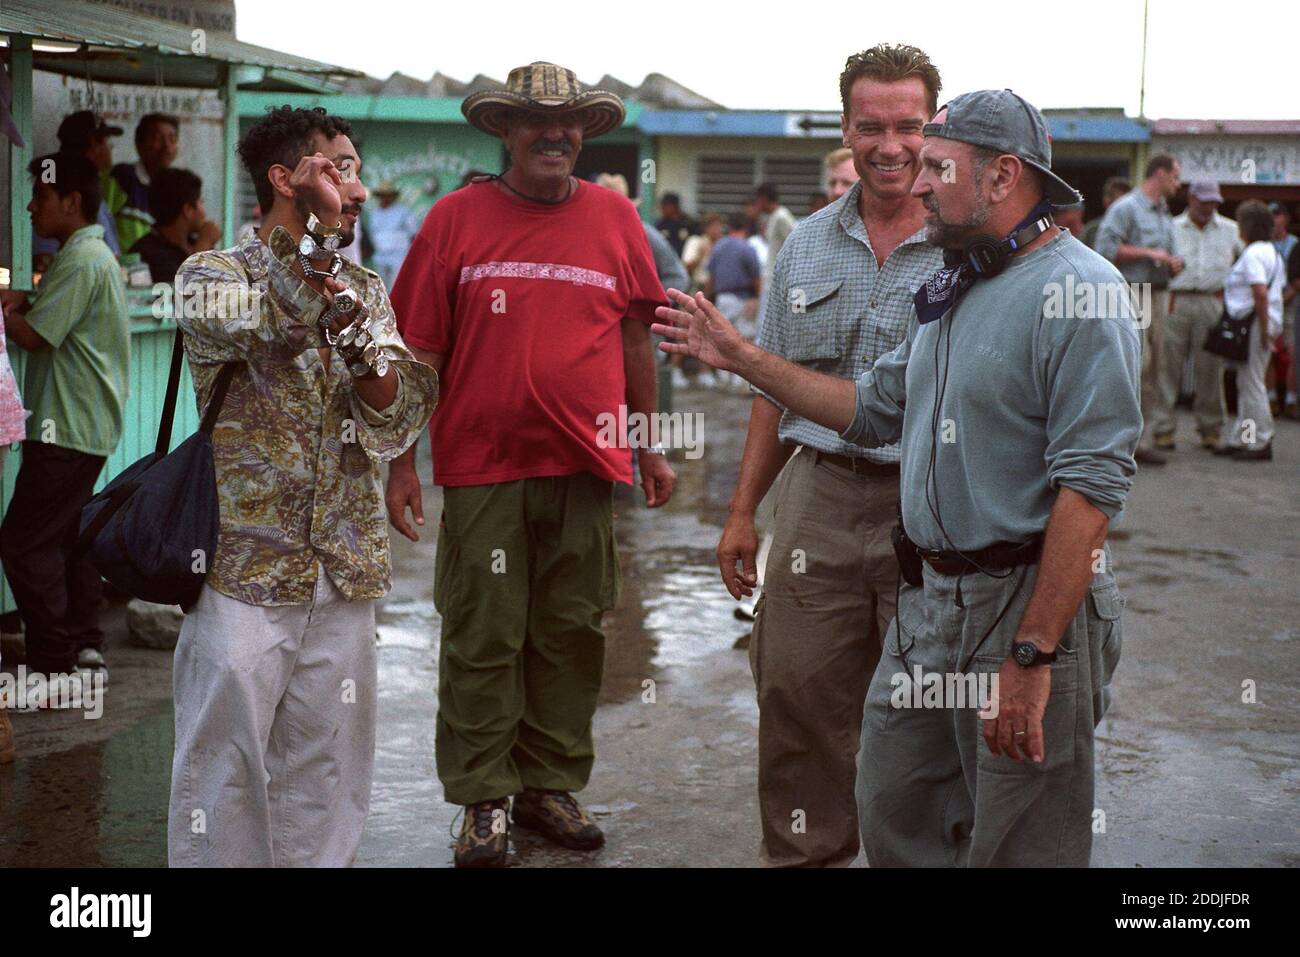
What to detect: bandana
<box><xmin>913</xmin><ymin>200</ymin><xmax>1054</xmax><ymax>325</ymax></box>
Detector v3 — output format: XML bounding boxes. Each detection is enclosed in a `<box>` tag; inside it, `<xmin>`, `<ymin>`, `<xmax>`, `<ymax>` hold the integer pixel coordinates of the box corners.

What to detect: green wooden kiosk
<box><xmin>0</xmin><ymin>1</ymin><xmax>358</xmax><ymax>612</ymax></box>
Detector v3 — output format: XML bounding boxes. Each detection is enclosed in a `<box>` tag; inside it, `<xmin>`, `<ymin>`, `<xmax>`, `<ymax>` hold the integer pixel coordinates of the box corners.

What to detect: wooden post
<box><xmin>220</xmin><ymin>63</ymin><xmax>239</xmax><ymax>248</ymax></box>
<box><xmin>7</xmin><ymin>35</ymin><xmax>34</xmax><ymax>291</ymax></box>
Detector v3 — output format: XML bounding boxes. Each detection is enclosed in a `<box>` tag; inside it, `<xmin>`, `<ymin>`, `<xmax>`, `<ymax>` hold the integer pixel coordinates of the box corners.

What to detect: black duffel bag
<box><xmin>75</xmin><ymin>330</ymin><xmax>238</xmax><ymax>611</ymax></box>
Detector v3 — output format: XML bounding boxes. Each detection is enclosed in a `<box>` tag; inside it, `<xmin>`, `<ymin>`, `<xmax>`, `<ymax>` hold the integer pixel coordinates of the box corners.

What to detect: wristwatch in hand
<box><xmin>1011</xmin><ymin>641</ymin><xmax>1057</xmax><ymax>668</ymax></box>
<box><xmin>300</xmin><ymin>212</ymin><xmax>344</xmax><ymax>260</ymax></box>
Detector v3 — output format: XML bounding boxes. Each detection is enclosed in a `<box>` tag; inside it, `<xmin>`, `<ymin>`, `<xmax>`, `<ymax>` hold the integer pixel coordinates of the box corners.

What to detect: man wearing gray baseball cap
<box><xmin>654</xmin><ymin>89</ymin><xmax>1142</xmax><ymax>866</ymax></box>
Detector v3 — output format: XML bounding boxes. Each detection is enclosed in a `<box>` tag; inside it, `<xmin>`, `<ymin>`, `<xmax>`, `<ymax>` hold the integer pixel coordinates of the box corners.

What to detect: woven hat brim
<box><xmin>462</xmin><ymin>89</ymin><xmax>625</xmax><ymax>139</ymax></box>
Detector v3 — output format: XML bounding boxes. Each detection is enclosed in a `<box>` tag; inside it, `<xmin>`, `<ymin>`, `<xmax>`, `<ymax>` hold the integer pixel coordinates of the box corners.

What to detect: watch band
<box><xmin>1012</xmin><ymin>641</ymin><xmax>1057</xmax><ymax>668</ymax></box>
<box><xmin>298</xmin><ymin>251</ymin><xmax>343</xmax><ymax>282</ymax></box>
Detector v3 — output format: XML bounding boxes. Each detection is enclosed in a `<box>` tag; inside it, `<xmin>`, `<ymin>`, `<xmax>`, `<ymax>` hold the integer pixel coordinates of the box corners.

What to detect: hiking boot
<box><xmin>0</xmin><ymin>705</ymin><xmax>14</xmax><ymax>764</ymax></box>
<box><xmin>1199</xmin><ymin>431</ymin><xmax>1221</xmax><ymax>450</ymax></box>
<box><xmin>511</xmin><ymin>789</ymin><xmax>605</xmax><ymax>851</ymax></box>
<box><xmin>1153</xmin><ymin>433</ymin><xmax>1176</xmax><ymax>451</ymax></box>
<box><xmin>454</xmin><ymin>798</ymin><xmax>510</xmax><ymax>868</ymax></box>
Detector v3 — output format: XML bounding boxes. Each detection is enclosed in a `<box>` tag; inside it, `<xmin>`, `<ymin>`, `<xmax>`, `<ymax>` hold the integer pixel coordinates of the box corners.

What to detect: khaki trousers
<box><xmin>749</xmin><ymin>447</ymin><xmax>900</xmax><ymax>867</ymax></box>
<box><xmin>1152</xmin><ymin>291</ymin><xmax>1224</xmax><ymax>438</ymax></box>
<box><xmin>1138</xmin><ymin>289</ymin><xmax>1169</xmax><ymax>446</ymax></box>
<box><xmin>168</xmin><ymin>565</ymin><xmax>377</xmax><ymax>867</ymax></box>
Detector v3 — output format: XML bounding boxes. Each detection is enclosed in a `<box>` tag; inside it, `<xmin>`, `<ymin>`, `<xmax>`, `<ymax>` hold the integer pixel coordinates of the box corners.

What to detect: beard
<box><xmin>923</xmin><ymin>193</ymin><xmax>992</xmax><ymax>249</ymax></box>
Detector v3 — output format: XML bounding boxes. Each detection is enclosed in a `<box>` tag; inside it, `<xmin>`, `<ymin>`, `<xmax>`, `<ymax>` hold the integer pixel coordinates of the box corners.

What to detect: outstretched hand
<box><xmin>652</xmin><ymin>289</ymin><xmax>749</xmax><ymax>373</ymax></box>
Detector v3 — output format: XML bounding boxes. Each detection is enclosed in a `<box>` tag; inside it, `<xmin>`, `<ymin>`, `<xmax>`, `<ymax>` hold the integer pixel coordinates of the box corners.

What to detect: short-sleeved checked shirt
<box><xmin>753</xmin><ymin>180</ymin><xmax>943</xmax><ymax>462</ymax></box>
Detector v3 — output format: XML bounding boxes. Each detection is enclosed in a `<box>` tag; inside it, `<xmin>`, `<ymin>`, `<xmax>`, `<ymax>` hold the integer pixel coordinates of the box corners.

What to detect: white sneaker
<box><xmin>76</xmin><ymin>648</ymin><xmax>108</xmax><ymax>683</ymax></box>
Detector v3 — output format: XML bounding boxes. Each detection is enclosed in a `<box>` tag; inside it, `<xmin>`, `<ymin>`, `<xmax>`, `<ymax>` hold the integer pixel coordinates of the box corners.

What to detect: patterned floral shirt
<box><xmin>176</xmin><ymin>227</ymin><xmax>439</xmax><ymax>606</ymax></box>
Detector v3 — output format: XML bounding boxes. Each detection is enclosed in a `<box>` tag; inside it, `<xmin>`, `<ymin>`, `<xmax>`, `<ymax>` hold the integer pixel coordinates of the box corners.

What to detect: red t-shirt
<box><xmin>390</xmin><ymin>180</ymin><xmax>666</xmax><ymax>487</ymax></box>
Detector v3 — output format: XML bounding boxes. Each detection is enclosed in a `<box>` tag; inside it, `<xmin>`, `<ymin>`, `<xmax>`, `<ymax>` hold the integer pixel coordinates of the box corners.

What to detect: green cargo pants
<box><xmin>433</xmin><ymin>472</ymin><xmax>621</xmax><ymax>806</ymax></box>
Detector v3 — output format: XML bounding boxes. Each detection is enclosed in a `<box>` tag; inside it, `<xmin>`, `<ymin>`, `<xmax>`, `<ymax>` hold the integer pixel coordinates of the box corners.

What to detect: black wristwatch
<box><xmin>1011</xmin><ymin>641</ymin><xmax>1057</xmax><ymax>668</ymax></box>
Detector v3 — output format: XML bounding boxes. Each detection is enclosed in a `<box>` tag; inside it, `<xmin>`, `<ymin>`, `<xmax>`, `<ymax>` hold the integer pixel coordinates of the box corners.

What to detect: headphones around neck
<box><xmin>942</xmin><ymin>199</ymin><xmax>1057</xmax><ymax>278</ymax></box>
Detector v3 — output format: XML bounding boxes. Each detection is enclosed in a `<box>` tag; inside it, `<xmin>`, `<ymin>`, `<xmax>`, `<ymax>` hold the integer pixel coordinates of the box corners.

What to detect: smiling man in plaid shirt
<box><xmin>716</xmin><ymin>44</ymin><xmax>945</xmax><ymax>867</ymax></box>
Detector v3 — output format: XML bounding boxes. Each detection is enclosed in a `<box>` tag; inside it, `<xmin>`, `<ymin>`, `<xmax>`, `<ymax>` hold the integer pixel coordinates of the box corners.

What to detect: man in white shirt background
<box><xmin>1159</xmin><ymin>180</ymin><xmax>1242</xmax><ymax>450</ymax></box>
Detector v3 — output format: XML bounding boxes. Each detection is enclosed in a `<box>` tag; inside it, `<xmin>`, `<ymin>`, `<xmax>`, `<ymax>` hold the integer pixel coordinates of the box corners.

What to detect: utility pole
<box><xmin>1139</xmin><ymin>0</ymin><xmax>1149</xmax><ymax>118</ymax></box>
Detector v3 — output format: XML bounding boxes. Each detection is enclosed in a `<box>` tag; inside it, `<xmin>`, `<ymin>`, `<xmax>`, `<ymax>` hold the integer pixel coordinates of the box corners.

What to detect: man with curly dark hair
<box><xmin>166</xmin><ymin>106</ymin><xmax>439</xmax><ymax>867</ymax></box>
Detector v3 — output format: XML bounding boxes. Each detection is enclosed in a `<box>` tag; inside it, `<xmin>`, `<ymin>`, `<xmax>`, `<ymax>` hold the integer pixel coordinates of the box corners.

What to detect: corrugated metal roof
<box><xmin>1045</xmin><ymin>114</ymin><xmax>1150</xmax><ymax>143</ymax></box>
<box><xmin>1</xmin><ymin>0</ymin><xmax>359</xmax><ymax>91</ymax></box>
<box><xmin>1153</xmin><ymin>119</ymin><xmax>1300</xmax><ymax>136</ymax></box>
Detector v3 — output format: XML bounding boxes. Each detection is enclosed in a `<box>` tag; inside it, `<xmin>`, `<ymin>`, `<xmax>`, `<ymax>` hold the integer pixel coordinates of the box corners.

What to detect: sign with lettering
<box><xmin>1155</xmin><ymin>134</ymin><xmax>1300</xmax><ymax>185</ymax></box>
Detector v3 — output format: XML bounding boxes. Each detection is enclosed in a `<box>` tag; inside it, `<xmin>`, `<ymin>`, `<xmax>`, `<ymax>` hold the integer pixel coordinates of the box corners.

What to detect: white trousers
<box><xmin>168</xmin><ymin>565</ymin><xmax>377</xmax><ymax>867</ymax></box>
<box><xmin>1227</xmin><ymin>325</ymin><xmax>1275</xmax><ymax>450</ymax></box>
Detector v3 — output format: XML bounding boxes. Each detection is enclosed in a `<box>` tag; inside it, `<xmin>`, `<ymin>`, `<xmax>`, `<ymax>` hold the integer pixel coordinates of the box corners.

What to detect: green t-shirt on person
<box><xmin>21</xmin><ymin>223</ymin><xmax>131</xmax><ymax>457</ymax></box>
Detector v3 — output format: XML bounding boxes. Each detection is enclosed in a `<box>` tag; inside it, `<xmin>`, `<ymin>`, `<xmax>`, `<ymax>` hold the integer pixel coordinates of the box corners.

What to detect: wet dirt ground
<box><xmin>1</xmin><ymin>386</ymin><xmax>1297</xmax><ymax>867</ymax></box>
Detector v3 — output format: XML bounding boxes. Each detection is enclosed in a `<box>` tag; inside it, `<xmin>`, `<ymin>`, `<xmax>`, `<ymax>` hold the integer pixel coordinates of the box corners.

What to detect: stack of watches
<box><xmin>319</xmin><ymin>287</ymin><xmax>390</xmax><ymax>379</ymax></box>
<box><xmin>297</xmin><ymin>212</ymin><xmax>344</xmax><ymax>280</ymax></box>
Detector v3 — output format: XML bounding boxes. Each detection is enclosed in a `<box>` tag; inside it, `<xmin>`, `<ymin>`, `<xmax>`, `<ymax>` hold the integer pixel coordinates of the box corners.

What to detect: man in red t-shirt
<box><xmin>387</xmin><ymin>61</ymin><xmax>676</xmax><ymax>868</ymax></box>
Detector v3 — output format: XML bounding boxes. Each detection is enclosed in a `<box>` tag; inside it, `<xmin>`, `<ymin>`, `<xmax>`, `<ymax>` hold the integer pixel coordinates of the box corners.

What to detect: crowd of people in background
<box><xmin>637</xmin><ymin>149</ymin><xmax>1299</xmax><ymax>461</ymax></box>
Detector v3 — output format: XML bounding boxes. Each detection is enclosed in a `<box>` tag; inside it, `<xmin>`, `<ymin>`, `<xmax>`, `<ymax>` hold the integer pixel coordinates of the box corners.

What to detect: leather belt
<box><xmin>916</xmin><ymin>537</ymin><xmax>1042</xmax><ymax>576</ymax></box>
<box><xmin>807</xmin><ymin>448</ymin><xmax>900</xmax><ymax>477</ymax></box>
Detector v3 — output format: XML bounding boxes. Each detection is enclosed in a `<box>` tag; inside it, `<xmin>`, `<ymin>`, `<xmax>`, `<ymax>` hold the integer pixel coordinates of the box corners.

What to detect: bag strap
<box><xmin>200</xmin><ymin>362</ymin><xmax>239</xmax><ymax>436</ymax></box>
<box><xmin>154</xmin><ymin>329</ymin><xmax>187</xmax><ymax>458</ymax></box>
<box><xmin>156</xmin><ymin>329</ymin><xmax>240</xmax><ymax>456</ymax></box>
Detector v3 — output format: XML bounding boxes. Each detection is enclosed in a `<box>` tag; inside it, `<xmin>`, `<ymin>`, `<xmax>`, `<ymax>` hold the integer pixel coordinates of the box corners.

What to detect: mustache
<box><xmin>531</xmin><ymin>140</ymin><xmax>573</xmax><ymax>153</ymax></box>
<box><xmin>341</xmin><ymin>203</ymin><xmax>363</xmax><ymax>216</ymax></box>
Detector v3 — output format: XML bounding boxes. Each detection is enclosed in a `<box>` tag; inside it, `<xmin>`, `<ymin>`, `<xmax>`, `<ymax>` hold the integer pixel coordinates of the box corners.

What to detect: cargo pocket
<box><xmin>432</xmin><ymin>518</ymin><xmax>463</xmax><ymax>619</ymax></box>
<box><xmin>784</xmin><ymin>280</ymin><xmax>847</xmax><ymax>369</ymax></box>
<box><xmin>1087</xmin><ymin>581</ymin><xmax>1124</xmax><ymax>721</ymax></box>
<box><xmin>599</xmin><ymin>482</ymin><xmax>622</xmax><ymax>612</ymax></box>
<box><xmin>973</xmin><ymin>646</ymin><xmax>1079</xmax><ymax>775</ymax></box>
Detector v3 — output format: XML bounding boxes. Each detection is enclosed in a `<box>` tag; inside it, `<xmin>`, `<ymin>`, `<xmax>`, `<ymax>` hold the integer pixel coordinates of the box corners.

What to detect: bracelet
<box><xmin>320</xmin><ymin>288</ymin><xmax>365</xmax><ymax>341</ymax></box>
<box><xmin>345</xmin><ymin>342</ymin><xmax>390</xmax><ymax>380</ymax></box>
<box><xmin>298</xmin><ymin>251</ymin><xmax>343</xmax><ymax>281</ymax></box>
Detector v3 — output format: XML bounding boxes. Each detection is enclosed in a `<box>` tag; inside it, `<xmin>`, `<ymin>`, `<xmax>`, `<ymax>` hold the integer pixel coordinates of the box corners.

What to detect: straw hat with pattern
<box><xmin>462</xmin><ymin>61</ymin><xmax>625</xmax><ymax>139</ymax></box>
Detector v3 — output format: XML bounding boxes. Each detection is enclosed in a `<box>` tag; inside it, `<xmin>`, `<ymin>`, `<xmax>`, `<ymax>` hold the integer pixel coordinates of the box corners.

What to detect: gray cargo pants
<box><xmin>855</xmin><ymin>554</ymin><xmax>1123</xmax><ymax>867</ymax></box>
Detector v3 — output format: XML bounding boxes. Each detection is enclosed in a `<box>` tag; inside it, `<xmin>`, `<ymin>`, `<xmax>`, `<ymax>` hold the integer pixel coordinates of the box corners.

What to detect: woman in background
<box><xmin>1216</xmin><ymin>199</ymin><xmax>1285</xmax><ymax>461</ymax></box>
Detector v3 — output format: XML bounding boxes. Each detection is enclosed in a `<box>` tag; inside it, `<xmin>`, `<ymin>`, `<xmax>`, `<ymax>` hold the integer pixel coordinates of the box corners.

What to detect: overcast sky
<box><xmin>238</xmin><ymin>0</ymin><xmax>1296</xmax><ymax>120</ymax></box>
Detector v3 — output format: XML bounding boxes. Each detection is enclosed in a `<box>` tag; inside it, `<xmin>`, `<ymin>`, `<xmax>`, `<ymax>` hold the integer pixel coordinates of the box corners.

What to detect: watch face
<box><xmin>334</xmin><ymin>289</ymin><xmax>357</xmax><ymax>314</ymax></box>
<box><xmin>373</xmin><ymin>353</ymin><xmax>390</xmax><ymax>378</ymax></box>
<box><xmin>299</xmin><ymin>234</ymin><xmax>315</xmax><ymax>257</ymax></box>
<box><xmin>1013</xmin><ymin>643</ymin><xmax>1039</xmax><ymax>667</ymax></box>
<box><xmin>323</xmin><ymin>235</ymin><xmax>341</xmax><ymax>253</ymax></box>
